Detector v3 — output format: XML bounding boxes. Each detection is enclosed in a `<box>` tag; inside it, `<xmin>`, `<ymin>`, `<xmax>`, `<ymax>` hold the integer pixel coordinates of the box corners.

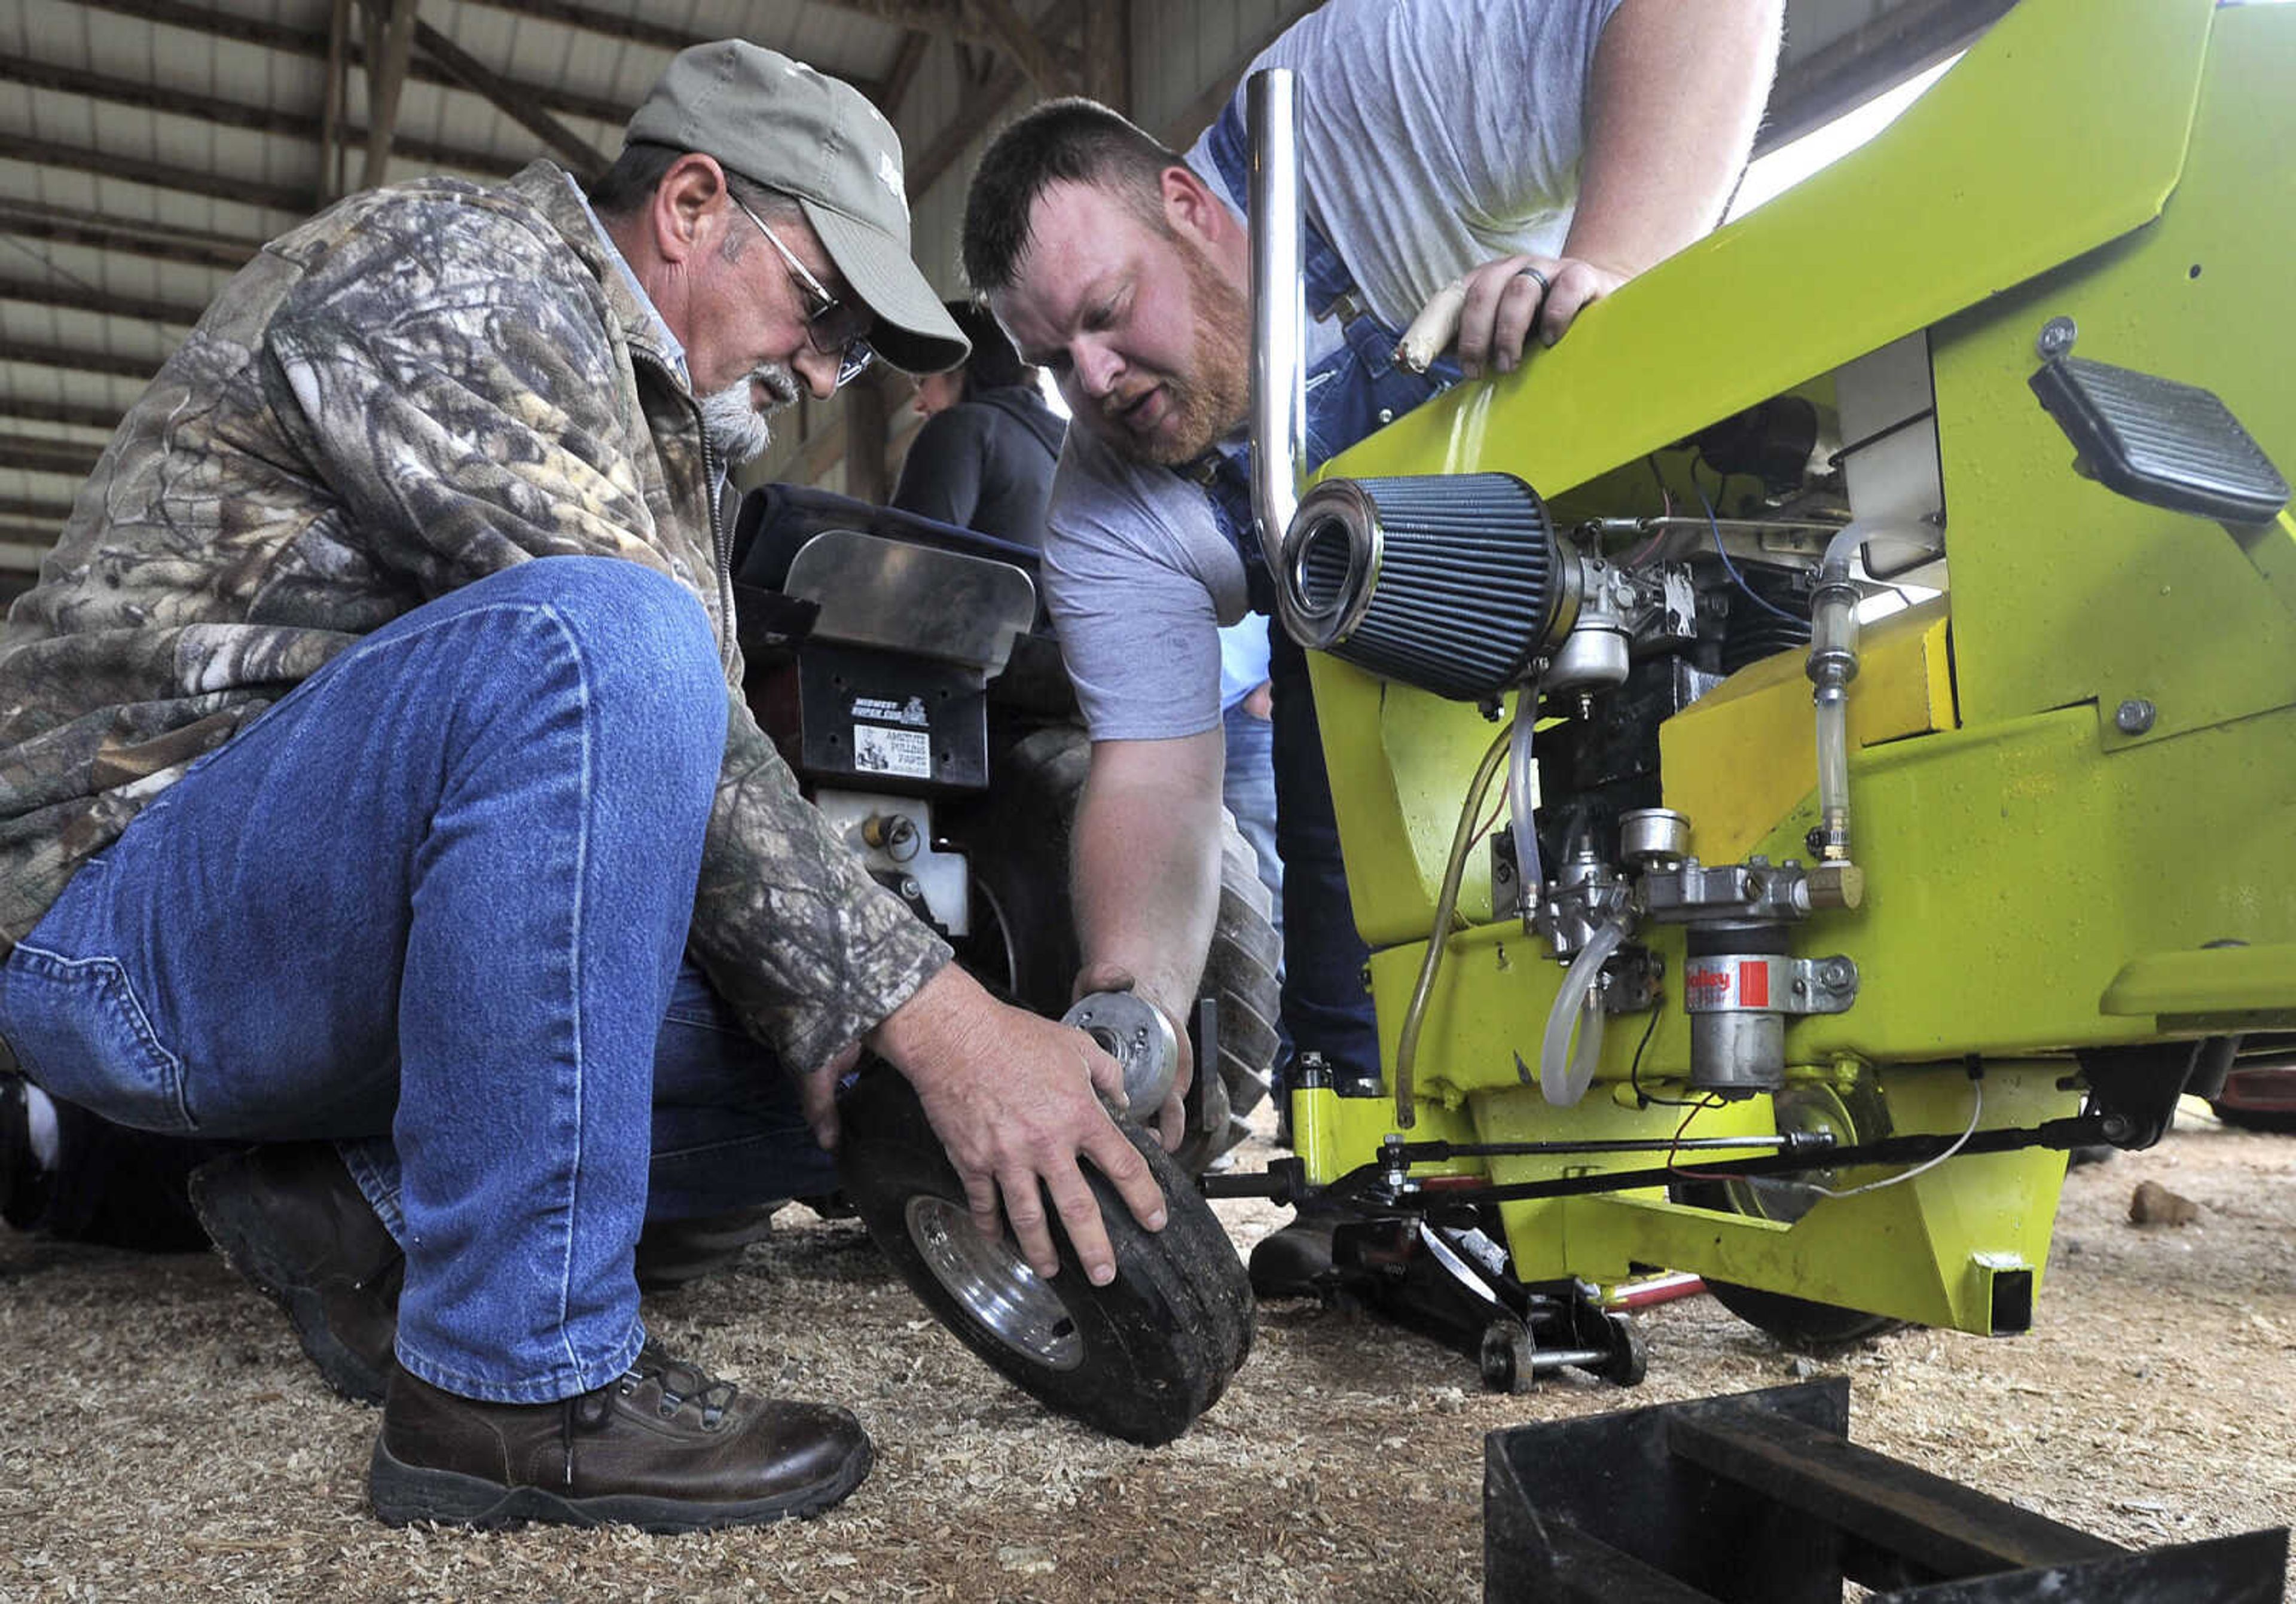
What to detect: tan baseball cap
<box><xmin>627</xmin><ymin>41</ymin><xmax>969</xmax><ymax>374</ymax></box>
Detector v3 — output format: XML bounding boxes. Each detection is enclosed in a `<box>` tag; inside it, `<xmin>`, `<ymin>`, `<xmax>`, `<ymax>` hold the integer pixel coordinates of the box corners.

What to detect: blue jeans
<box><xmin>1220</xmin><ymin>699</ymin><xmax>1283</xmax><ymax>937</ymax></box>
<box><xmin>0</xmin><ymin>559</ymin><xmax>832</xmax><ymax>1404</ymax></box>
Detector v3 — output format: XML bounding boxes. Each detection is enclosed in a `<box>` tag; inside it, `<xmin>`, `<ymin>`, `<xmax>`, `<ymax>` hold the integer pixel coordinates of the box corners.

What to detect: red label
<box><xmin>1738</xmin><ymin>960</ymin><xmax>1770</xmax><ymax>1008</ymax></box>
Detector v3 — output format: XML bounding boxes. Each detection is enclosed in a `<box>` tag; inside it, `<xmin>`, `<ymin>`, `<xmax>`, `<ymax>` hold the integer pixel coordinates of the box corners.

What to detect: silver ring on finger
<box><xmin>1516</xmin><ymin>264</ymin><xmax>1552</xmax><ymax>297</ymax></box>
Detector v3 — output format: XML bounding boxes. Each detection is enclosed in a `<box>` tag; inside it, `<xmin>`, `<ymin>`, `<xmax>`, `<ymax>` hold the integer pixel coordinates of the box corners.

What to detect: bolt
<box><xmin>1821</xmin><ymin>957</ymin><xmax>1856</xmax><ymax>991</ymax></box>
<box><xmin>899</xmin><ymin>876</ymin><xmax>921</xmax><ymax>900</ymax></box>
<box><xmin>2115</xmin><ymin>698</ymin><xmax>2157</xmax><ymax>735</ymax></box>
<box><xmin>2036</xmin><ymin>315</ymin><xmax>2078</xmax><ymax>360</ymax></box>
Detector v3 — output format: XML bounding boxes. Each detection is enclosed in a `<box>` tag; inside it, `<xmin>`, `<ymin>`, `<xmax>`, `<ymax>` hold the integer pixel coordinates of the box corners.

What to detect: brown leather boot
<box><xmin>368</xmin><ymin>1343</ymin><xmax>872</xmax><ymax>1532</ymax></box>
<box><xmin>188</xmin><ymin>1143</ymin><xmax>403</xmax><ymax>1404</ymax></box>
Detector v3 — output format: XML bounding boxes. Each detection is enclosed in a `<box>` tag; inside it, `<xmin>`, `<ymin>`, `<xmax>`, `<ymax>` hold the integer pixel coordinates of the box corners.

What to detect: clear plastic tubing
<box><xmin>1540</xmin><ymin>919</ymin><xmax>1625</xmax><ymax>1106</ymax></box>
<box><xmin>1808</xmin><ymin>523</ymin><xmax>1870</xmax><ymax>859</ymax></box>
<box><xmin>1508</xmin><ymin>684</ymin><xmax>1543</xmax><ymax>897</ymax></box>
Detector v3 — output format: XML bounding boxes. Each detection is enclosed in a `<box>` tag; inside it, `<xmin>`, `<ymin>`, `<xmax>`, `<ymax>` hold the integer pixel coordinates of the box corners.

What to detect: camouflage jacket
<box><xmin>0</xmin><ymin>161</ymin><xmax>949</xmax><ymax>1073</ymax></box>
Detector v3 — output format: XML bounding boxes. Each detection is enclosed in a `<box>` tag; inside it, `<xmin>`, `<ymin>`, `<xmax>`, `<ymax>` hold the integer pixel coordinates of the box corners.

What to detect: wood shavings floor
<box><xmin>2</xmin><ymin>1101</ymin><xmax>2289</xmax><ymax>1601</ymax></box>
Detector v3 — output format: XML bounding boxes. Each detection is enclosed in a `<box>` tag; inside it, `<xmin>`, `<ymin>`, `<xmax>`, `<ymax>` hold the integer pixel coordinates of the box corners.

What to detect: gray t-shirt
<box><xmin>1043</xmin><ymin>0</ymin><xmax>1622</xmax><ymax>741</ymax></box>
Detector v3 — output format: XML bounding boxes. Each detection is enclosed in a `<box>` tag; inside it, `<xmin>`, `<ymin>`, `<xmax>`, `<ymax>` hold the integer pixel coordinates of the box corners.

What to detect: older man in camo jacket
<box><xmin>0</xmin><ymin>44</ymin><xmax>1177</xmax><ymax>1533</ymax></box>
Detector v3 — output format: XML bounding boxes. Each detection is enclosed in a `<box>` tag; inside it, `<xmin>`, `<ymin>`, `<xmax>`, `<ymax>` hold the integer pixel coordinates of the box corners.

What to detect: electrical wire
<box><xmin>1663</xmin><ymin>1095</ymin><xmax>1729</xmax><ymax>1172</ymax></box>
<box><xmin>1625</xmin><ymin>1004</ymin><xmax>1707</xmax><ymax>1109</ymax></box>
<box><xmin>1696</xmin><ymin>479</ymin><xmax>1807</xmax><ymax>625</ymax></box>
<box><xmin>1625</xmin><ymin>456</ymin><xmax>1674</xmax><ymax>567</ymax></box>
<box><xmin>1391</xmin><ymin>718</ymin><xmax>1517</xmax><ymax>1128</ymax></box>
<box><xmin>1670</xmin><ymin>1073</ymin><xmax>1987</xmax><ymax>1196</ymax></box>
<box><xmin>1801</xmin><ymin>1076</ymin><xmax>1985</xmax><ymax>1199</ymax></box>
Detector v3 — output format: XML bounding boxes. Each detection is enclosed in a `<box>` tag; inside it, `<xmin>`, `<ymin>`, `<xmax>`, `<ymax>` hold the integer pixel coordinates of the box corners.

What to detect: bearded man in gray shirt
<box><xmin>960</xmin><ymin>0</ymin><xmax>1781</xmax><ymax>1290</ymax></box>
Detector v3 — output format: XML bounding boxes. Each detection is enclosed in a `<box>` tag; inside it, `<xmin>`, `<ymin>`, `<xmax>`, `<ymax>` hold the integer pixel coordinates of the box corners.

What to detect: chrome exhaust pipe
<box><xmin>1247</xmin><ymin>68</ymin><xmax>1307</xmax><ymax>640</ymax></box>
<box><xmin>1246</xmin><ymin>65</ymin><xmax>1578</xmax><ymax>702</ymax></box>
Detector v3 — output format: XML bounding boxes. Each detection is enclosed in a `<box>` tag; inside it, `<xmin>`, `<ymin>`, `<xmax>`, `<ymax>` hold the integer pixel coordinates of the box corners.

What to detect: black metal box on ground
<box><xmin>1482</xmin><ymin>1380</ymin><xmax>2287</xmax><ymax>1603</ymax></box>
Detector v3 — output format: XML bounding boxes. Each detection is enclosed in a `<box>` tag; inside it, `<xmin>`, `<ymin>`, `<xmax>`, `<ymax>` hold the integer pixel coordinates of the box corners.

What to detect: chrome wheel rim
<box><xmin>904</xmin><ymin>1196</ymin><xmax>1083</xmax><ymax>1370</ymax></box>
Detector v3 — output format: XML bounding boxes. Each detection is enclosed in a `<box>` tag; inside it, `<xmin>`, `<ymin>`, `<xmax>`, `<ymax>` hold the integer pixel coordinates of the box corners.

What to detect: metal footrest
<box><xmin>1483</xmin><ymin>1380</ymin><xmax>2288</xmax><ymax>1602</ymax></box>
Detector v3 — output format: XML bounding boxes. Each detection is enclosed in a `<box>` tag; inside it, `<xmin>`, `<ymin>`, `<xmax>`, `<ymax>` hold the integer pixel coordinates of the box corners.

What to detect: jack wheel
<box><xmin>1601</xmin><ymin>1313</ymin><xmax>1648</xmax><ymax>1386</ymax></box>
<box><xmin>836</xmin><ymin>1065</ymin><xmax>1254</xmax><ymax>1446</ymax></box>
<box><xmin>1478</xmin><ymin>1320</ymin><xmax>1537</xmax><ymax>1394</ymax></box>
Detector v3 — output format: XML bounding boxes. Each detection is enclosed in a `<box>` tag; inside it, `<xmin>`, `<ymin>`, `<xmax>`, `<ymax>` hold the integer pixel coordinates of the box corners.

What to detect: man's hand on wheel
<box><xmin>871</xmin><ymin>964</ymin><xmax>1168</xmax><ymax>1286</ymax></box>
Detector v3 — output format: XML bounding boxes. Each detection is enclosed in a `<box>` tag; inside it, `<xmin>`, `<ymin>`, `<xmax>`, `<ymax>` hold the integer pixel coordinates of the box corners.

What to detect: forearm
<box><xmin>1070</xmin><ymin>733</ymin><xmax>1226</xmax><ymax>1025</ymax></box>
<box><xmin>1562</xmin><ymin>0</ymin><xmax>1783</xmax><ymax>274</ymax></box>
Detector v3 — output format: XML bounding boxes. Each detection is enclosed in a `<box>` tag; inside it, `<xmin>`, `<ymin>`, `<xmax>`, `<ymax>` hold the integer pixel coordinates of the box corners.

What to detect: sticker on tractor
<box><xmin>852</xmin><ymin>694</ymin><xmax>930</xmax><ymax>728</ymax></box>
<box><xmin>1738</xmin><ymin>960</ymin><xmax>1769</xmax><ymax>1009</ymax></box>
<box><xmin>1683</xmin><ymin>956</ymin><xmax>1776</xmax><ymax>1012</ymax></box>
<box><xmin>853</xmin><ymin>723</ymin><xmax>930</xmax><ymax>778</ymax></box>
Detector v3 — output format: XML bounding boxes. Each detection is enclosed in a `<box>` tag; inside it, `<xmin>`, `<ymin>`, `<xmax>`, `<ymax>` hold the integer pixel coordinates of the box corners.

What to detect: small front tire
<box><xmin>836</xmin><ymin>1067</ymin><xmax>1254</xmax><ymax>1446</ymax></box>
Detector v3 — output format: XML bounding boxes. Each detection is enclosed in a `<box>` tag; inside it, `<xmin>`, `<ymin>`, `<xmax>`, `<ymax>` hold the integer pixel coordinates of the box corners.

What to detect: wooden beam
<box><xmin>0</xmin><ymin>400</ymin><xmax>123</xmax><ymax>433</ymax></box>
<box><xmin>908</xmin><ymin>59</ymin><xmax>1024</xmax><ymax>204</ymax></box>
<box><xmin>0</xmin><ymin>527</ymin><xmax>65</xmax><ymax>553</ymax></box>
<box><xmin>0</xmin><ymin>497</ymin><xmax>77</xmax><ymax>523</ymax></box>
<box><xmin>0</xmin><ymin>54</ymin><xmax>321</xmax><ymax>138</ymax></box>
<box><xmin>969</xmin><ymin>0</ymin><xmax>1076</xmax><ymax>97</ymax></box>
<box><xmin>842</xmin><ymin>380</ymin><xmax>890</xmax><ymax>504</ymax></box>
<box><xmin>0</xmin><ymin>72</ymin><xmax>523</xmax><ymax>199</ymax></box>
<box><xmin>905</xmin><ymin>0</ymin><xmax>1083</xmax><ymax>203</ymax></box>
<box><xmin>1758</xmin><ymin>0</ymin><xmax>2015</xmax><ymax>153</ymax></box>
<box><xmin>0</xmin><ymin>198</ymin><xmax>260</xmax><ymax>273</ymax></box>
<box><xmin>410</xmin><ymin>18</ymin><xmax>609</xmax><ymax>177</ymax></box>
<box><xmin>0</xmin><ymin>435</ymin><xmax>106</xmax><ymax>479</ymax></box>
<box><xmin>0</xmin><ymin>275</ymin><xmax>209</xmax><ymax>329</ymax></box>
<box><xmin>1155</xmin><ymin>7</ymin><xmax>1316</xmax><ymax>149</ymax></box>
<box><xmin>448</xmin><ymin>0</ymin><xmax>707</xmax><ymax>55</ymax></box>
<box><xmin>66</xmin><ymin>0</ymin><xmax>634</xmax><ymax>127</ymax></box>
<box><xmin>880</xmin><ymin>30</ymin><xmax>934</xmax><ymax>121</ymax></box>
<box><xmin>0</xmin><ymin>340</ymin><xmax>165</xmax><ymax>383</ymax></box>
<box><xmin>319</xmin><ymin>0</ymin><xmax>352</xmax><ymax>208</ymax></box>
<box><xmin>455</xmin><ymin>0</ymin><xmax>1030</xmax><ymax>68</ymax></box>
<box><xmin>791</xmin><ymin>420</ymin><xmax>848</xmax><ymax>488</ymax></box>
<box><xmin>0</xmin><ymin>133</ymin><xmax>307</xmax><ymax>213</ymax></box>
<box><xmin>0</xmin><ymin>542</ymin><xmax>60</xmax><ymax>583</ymax></box>
<box><xmin>796</xmin><ymin>0</ymin><xmax>999</xmax><ymax>50</ymax></box>
<box><xmin>1082</xmin><ymin>0</ymin><xmax>1128</xmax><ymax>114</ymax></box>
<box><xmin>361</xmin><ymin>0</ymin><xmax>423</xmax><ymax>192</ymax></box>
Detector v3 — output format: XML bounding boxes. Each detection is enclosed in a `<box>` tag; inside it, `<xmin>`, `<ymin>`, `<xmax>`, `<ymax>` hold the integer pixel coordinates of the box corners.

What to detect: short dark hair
<box><xmin>961</xmin><ymin>98</ymin><xmax>1186</xmax><ymax>294</ymax></box>
<box><xmin>587</xmin><ymin>140</ymin><xmax>799</xmax><ymax>261</ymax></box>
<box><xmin>587</xmin><ymin>141</ymin><xmax>682</xmax><ymax>218</ymax></box>
<box><xmin>943</xmin><ymin>300</ymin><xmax>1030</xmax><ymax>394</ymax></box>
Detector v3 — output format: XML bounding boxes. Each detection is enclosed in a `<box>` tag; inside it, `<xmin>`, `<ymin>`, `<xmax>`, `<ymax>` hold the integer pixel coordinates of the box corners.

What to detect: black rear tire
<box><xmin>835</xmin><ymin>1066</ymin><xmax>1254</xmax><ymax>1446</ymax></box>
<box><xmin>1693</xmin><ymin>1276</ymin><xmax>1902</xmax><ymax>1349</ymax></box>
<box><xmin>945</xmin><ymin>722</ymin><xmax>1280</xmax><ymax>1173</ymax></box>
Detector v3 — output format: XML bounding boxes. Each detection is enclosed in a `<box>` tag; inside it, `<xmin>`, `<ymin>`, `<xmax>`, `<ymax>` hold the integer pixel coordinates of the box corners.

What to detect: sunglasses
<box><xmin>732</xmin><ymin>196</ymin><xmax>877</xmax><ymax>389</ymax></box>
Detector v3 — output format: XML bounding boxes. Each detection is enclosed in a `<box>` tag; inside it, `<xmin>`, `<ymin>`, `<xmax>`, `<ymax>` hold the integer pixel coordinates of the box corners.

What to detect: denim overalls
<box><xmin>1194</xmin><ymin>103</ymin><xmax>1460</xmax><ymax>1085</ymax></box>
